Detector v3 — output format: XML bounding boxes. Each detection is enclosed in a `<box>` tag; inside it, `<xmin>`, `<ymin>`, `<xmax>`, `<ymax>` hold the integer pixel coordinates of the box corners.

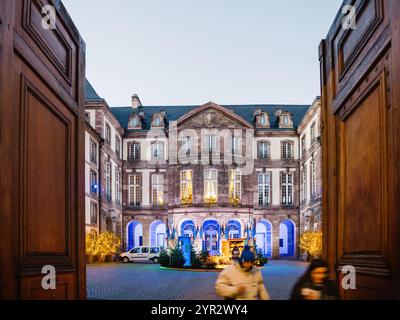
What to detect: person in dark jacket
<box><xmin>291</xmin><ymin>259</ymin><xmax>339</xmax><ymax>300</ymax></box>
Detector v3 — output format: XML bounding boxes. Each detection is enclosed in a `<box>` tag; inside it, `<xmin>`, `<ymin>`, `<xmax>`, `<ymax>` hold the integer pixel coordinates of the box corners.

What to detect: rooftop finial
<box><xmin>131</xmin><ymin>94</ymin><xmax>142</xmax><ymax>109</ymax></box>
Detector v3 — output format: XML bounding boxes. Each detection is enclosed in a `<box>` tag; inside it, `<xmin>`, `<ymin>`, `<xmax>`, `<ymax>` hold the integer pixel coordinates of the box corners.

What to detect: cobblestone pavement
<box><xmin>87</xmin><ymin>260</ymin><xmax>307</xmax><ymax>300</ymax></box>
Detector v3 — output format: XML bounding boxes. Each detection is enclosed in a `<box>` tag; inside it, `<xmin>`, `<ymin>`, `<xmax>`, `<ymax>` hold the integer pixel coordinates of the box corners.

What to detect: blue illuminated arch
<box><xmin>279</xmin><ymin>219</ymin><xmax>295</xmax><ymax>257</ymax></box>
<box><xmin>181</xmin><ymin>220</ymin><xmax>196</xmax><ymax>238</ymax></box>
<box><xmin>202</xmin><ymin>220</ymin><xmax>220</xmax><ymax>254</ymax></box>
<box><xmin>256</xmin><ymin>220</ymin><xmax>272</xmax><ymax>257</ymax></box>
<box><xmin>127</xmin><ymin>221</ymin><xmax>143</xmax><ymax>250</ymax></box>
<box><xmin>226</xmin><ymin>220</ymin><xmax>241</xmax><ymax>239</ymax></box>
<box><xmin>150</xmin><ymin>220</ymin><xmax>166</xmax><ymax>247</ymax></box>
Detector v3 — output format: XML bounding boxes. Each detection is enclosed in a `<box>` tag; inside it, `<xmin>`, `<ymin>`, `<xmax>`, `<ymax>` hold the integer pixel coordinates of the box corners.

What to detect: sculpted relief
<box><xmin>180</xmin><ymin>108</ymin><xmax>245</xmax><ymax>129</ymax></box>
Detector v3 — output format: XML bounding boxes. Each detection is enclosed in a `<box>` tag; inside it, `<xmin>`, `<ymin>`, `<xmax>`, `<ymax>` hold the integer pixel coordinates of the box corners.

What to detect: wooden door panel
<box><xmin>320</xmin><ymin>0</ymin><xmax>400</xmax><ymax>299</ymax></box>
<box><xmin>0</xmin><ymin>0</ymin><xmax>85</xmax><ymax>300</ymax></box>
<box><xmin>339</xmin><ymin>73</ymin><xmax>387</xmax><ymax>256</ymax></box>
<box><xmin>14</xmin><ymin>0</ymin><xmax>80</xmax><ymax>99</ymax></box>
<box><xmin>19</xmin><ymin>67</ymin><xmax>78</xmax><ymax>273</ymax></box>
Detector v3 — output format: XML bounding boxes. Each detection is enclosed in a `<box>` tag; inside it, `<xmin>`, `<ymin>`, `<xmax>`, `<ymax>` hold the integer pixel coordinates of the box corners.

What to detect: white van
<box><xmin>120</xmin><ymin>246</ymin><xmax>161</xmax><ymax>264</ymax></box>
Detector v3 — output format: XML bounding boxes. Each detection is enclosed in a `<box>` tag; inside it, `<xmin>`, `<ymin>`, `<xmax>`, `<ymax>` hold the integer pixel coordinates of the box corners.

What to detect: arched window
<box><xmin>279</xmin><ymin>220</ymin><xmax>295</xmax><ymax>257</ymax></box>
<box><xmin>150</xmin><ymin>221</ymin><xmax>166</xmax><ymax>248</ymax></box>
<box><xmin>126</xmin><ymin>221</ymin><xmax>143</xmax><ymax>250</ymax></box>
<box><xmin>202</xmin><ymin>220</ymin><xmax>220</xmax><ymax>254</ymax></box>
<box><xmin>226</xmin><ymin>220</ymin><xmax>241</xmax><ymax>239</ymax></box>
<box><xmin>181</xmin><ymin>220</ymin><xmax>196</xmax><ymax>239</ymax></box>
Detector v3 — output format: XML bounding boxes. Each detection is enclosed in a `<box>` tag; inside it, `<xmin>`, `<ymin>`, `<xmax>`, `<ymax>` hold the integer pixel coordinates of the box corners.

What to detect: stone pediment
<box><xmin>177</xmin><ymin>102</ymin><xmax>252</xmax><ymax>129</ymax></box>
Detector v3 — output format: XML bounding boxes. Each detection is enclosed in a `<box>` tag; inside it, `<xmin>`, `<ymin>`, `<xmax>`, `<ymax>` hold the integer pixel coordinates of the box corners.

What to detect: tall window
<box><xmin>183</xmin><ymin>137</ymin><xmax>191</xmax><ymax>157</ymax></box>
<box><xmin>311</xmin><ymin>122</ymin><xmax>316</xmax><ymax>144</ymax></box>
<box><xmin>229</xmin><ymin>170</ymin><xmax>241</xmax><ymax>200</ymax></box>
<box><xmin>115</xmin><ymin>167</ymin><xmax>121</xmax><ymax>205</ymax></box>
<box><xmin>115</xmin><ymin>136</ymin><xmax>121</xmax><ymax>158</ymax></box>
<box><xmin>206</xmin><ymin>134</ymin><xmax>216</xmax><ymax>153</ymax></box>
<box><xmin>281</xmin><ymin>141</ymin><xmax>293</xmax><ymax>159</ymax></box>
<box><xmin>231</xmin><ymin>136</ymin><xmax>240</xmax><ymax>155</ymax></box>
<box><xmin>90</xmin><ymin>140</ymin><xmax>97</xmax><ymax>164</ymax></box>
<box><xmin>90</xmin><ymin>202</ymin><xmax>98</xmax><ymax>225</ymax></box>
<box><xmin>151</xmin><ymin>174</ymin><xmax>164</xmax><ymax>206</ymax></box>
<box><xmin>302</xmin><ymin>166</ymin><xmax>307</xmax><ymax>203</ymax></box>
<box><xmin>180</xmin><ymin>170</ymin><xmax>193</xmax><ymax>204</ymax></box>
<box><xmin>281</xmin><ymin>173</ymin><xmax>293</xmax><ymax>206</ymax></box>
<box><xmin>90</xmin><ymin>170</ymin><xmax>97</xmax><ymax>194</ymax></box>
<box><xmin>129</xmin><ymin>143</ymin><xmax>140</xmax><ymax>160</ymax></box>
<box><xmin>311</xmin><ymin>158</ymin><xmax>317</xmax><ymax>198</ymax></box>
<box><xmin>259</xmin><ymin>142</ymin><xmax>269</xmax><ymax>159</ymax></box>
<box><xmin>105</xmin><ymin>162</ymin><xmax>112</xmax><ymax>201</ymax></box>
<box><xmin>152</xmin><ymin>142</ymin><xmax>164</xmax><ymax>160</ymax></box>
<box><xmin>204</xmin><ymin>169</ymin><xmax>218</xmax><ymax>202</ymax></box>
<box><xmin>258</xmin><ymin>173</ymin><xmax>271</xmax><ymax>206</ymax></box>
<box><xmin>301</xmin><ymin>135</ymin><xmax>306</xmax><ymax>156</ymax></box>
<box><xmin>129</xmin><ymin>174</ymin><xmax>141</xmax><ymax>206</ymax></box>
<box><xmin>105</xmin><ymin>124</ymin><xmax>111</xmax><ymax>145</ymax></box>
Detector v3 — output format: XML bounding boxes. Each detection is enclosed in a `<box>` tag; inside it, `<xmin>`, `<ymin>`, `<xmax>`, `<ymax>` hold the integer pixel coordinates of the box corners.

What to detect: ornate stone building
<box><xmin>85</xmin><ymin>81</ymin><xmax>124</xmax><ymax>239</ymax></box>
<box><xmin>298</xmin><ymin>98</ymin><xmax>323</xmax><ymax>259</ymax></box>
<box><xmin>85</xmin><ymin>80</ymin><xmax>320</xmax><ymax>259</ymax></box>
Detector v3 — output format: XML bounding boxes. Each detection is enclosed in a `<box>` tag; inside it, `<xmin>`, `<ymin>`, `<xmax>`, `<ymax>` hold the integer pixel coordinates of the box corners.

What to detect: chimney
<box><xmin>131</xmin><ymin>94</ymin><xmax>142</xmax><ymax>109</ymax></box>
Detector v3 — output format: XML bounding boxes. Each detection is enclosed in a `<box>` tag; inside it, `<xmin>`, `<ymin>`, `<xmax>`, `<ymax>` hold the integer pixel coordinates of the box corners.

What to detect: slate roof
<box><xmin>85</xmin><ymin>79</ymin><xmax>311</xmax><ymax>132</ymax></box>
<box><xmin>111</xmin><ymin>104</ymin><xmax>311</xmax><ymax>132</ymax></box>
<box><xmin>85</xmin><ymin>79</ymin><xmax>104</xmax><ymax>101</ymax></box>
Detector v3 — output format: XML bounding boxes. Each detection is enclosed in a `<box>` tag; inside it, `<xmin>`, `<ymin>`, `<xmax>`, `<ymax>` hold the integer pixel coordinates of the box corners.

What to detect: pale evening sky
<box><xmin>63</xmin><ymin>0</ymin><xmax>343</xmax><ymax>107</ymax></box>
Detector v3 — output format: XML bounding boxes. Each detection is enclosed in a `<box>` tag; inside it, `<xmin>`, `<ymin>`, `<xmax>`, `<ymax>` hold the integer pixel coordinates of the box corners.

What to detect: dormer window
<box><xmin>278</xmin><ymin>112</ymin><xmax>293</xmax><ymax>129</ymax></box>
<box><xmin>128</xmin><ymin>114</ymin><xmax>142</xmax><ymax>130</ymax></box>
<box><xmin>151</xmin><ymin>113</ymin><xmax>165</xmax><ymax>128</ymax></box>
<box><xmin>255</xmin><ymin>112</ymin><xmax>270</xmax><ymax>128</ymax></box>
<box><xmin>283</xmin><ymin>115</ymin><xmax>289</xmax><ymax>126</ymax></box>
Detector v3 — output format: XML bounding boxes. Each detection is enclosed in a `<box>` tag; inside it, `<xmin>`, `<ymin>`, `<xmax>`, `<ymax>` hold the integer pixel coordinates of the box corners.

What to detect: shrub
<box><xmin>159</xmin><ymin>249</ymin><xmax>170</xmax><ymax>267</ymax></box>
<box><xmin>255</xmin><ymin>248</ymin><xmax>268</xmax><ymax>267</ymax></box>
<box><xmin>199</xmin><ymin>250</ymin><xmax>217</xmax><ymax>269</ymax></box>
<box><xmin>190</xmin><ymin>247</ymin><xmax>203</xmax><ymax>269</ymax></box>
<box><xmin>169</xmin><ymin>245</ymin><xmax>186</xmax><ymax>268</ymax></box>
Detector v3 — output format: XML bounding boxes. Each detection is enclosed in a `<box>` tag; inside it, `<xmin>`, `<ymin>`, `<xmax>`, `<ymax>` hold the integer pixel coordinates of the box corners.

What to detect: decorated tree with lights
<box><xmin>300</xmin><ymin>231</ymin><xmax>323</xmax><ymax>259</ymax></box>
<box><xmin>86</xmin><ymin>231</ymin><xmax>121</xmax><ymax>263</ymax></box>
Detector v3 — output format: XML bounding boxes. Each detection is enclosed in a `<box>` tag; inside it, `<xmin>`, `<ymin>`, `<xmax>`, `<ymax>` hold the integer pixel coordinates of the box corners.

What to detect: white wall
<box><xmin>300</xmin><ymin>109</ymin><xmax>320</xmax><ymax>158</ymax></box>
<box><xmin>123</xmin><ymin>138</ymin><xmax>168</xmax><ymax>161</ymax></box>
<box><xmin>254</xmin><ymin>137</ymin><xmax>299</xmax><ymax>160</ymax></box>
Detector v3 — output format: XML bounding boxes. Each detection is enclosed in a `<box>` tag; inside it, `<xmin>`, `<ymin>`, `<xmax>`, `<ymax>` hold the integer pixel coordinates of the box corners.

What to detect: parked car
<box><xmin>120</xmin><ymin>246</ymin><xmax>161</xmax><ymax>264</ymax></box>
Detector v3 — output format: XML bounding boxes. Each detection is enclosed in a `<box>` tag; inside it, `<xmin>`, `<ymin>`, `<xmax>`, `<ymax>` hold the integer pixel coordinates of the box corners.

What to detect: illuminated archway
<box><xmin>126</xmin><ymin>221</ymin><xmax>143</xmax><ymax>250</ymax></box>
<box><xmin>150</xmin><ymin>220</ymin><xmax>166</xmax><ymax>248</ymax></box>
<box><xmin>256</xmin><ymin>220</ymin><xmax>272</xmax><ymax>257</ymax></box>
<box><xmin>279</xmin><ymin>219</ymin><xmax>296</xmax><ymax>257</ymax></box>
<box><xmin>202</xmin><ymin>219</ymin><xmax>220</xmax><ymax>255</ymax></box>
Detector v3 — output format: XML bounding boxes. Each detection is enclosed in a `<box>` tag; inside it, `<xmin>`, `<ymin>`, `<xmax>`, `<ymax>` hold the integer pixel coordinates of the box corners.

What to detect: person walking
<box><xmin>215</xmin><ymin>246</ymin><xmax>270</xmax><ymax>300</ymax></box>
<box><xmin>291</xmin><ymin>259</ymin><xmax>339</xmax><ymax>300</ymax></box>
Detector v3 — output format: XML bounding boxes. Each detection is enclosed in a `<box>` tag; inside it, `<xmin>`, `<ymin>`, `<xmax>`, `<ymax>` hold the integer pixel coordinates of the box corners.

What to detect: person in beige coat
<box><xmin>215</xmin><ymin>246</ymin><xmax>270</xmax><ymax>300</ymax></box>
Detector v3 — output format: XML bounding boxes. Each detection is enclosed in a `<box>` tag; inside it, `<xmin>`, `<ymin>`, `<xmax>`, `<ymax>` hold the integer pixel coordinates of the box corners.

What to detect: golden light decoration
<box><xmin>86</xmin><ymin>231</ymin><xmax>121</xmax><ymax>261</ymax></box>
<box><xmin>229</xmin><ymin>196</ymin><xmax>241</xmax><ymax>207</ymax></box>
<box><xmin>300</xmin><ymin>231</ymin><xmax>323</xmax><ymax>257</ymax></box>
<box><xmin>181</xmin><ymin>194</ymin><xmax>193</xmax><ymax>205</ymax></box>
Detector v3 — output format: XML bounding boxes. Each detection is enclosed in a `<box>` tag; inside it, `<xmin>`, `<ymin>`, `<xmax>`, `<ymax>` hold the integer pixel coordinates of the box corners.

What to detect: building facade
<box><xmin>85</xmin><ymin>122</ymin><xmax>102</xmax><ymax>235</ymax></box>
<box><xmin>85</xmin><ymin>80</ymin><xmax>321</xmax><ymax>259</ymax></box>
<box><xmin>85</xmin><ymin>81</ymin><xmax>124</xmax><ymax>240</ymax></box>
<box><xmin>297</xmin><ymin>98</ymin><xmax>323</xmax><ymax>259</ymax></box>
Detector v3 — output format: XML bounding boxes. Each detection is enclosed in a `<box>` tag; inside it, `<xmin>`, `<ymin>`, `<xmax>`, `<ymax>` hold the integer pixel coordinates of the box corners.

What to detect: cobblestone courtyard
<box><xmin>87</xmin><ymin>260</ymin><xmax>307</xmax><ymax>300</ymax></box>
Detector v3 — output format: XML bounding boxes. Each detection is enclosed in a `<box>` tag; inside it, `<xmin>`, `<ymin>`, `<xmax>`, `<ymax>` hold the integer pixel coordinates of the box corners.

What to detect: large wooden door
<box><xmin>320</xmin><ymin>0</ymin><xmax>400</xmax><ymax>299</ymax></box>
<box><xmin>0</xmin><ymin>0</ymin><xmax>86</xmax><ymax>299</ymax></box>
